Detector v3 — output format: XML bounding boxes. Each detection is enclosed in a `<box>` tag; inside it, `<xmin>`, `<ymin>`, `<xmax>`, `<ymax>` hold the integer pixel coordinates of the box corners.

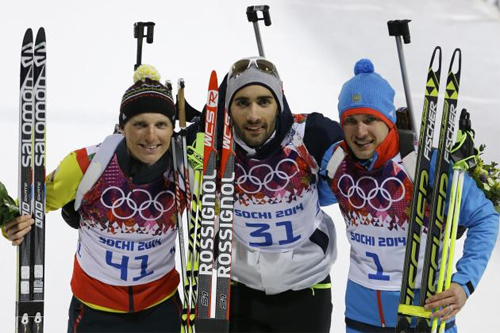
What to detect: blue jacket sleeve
<box><xmin>318</xmin><ymin>143</ymin><xmax>338</xmax><ymax>206</ymax></box>
<box><xmin>429</xmin><ymin>149</ymin><xmax>499</xmax><ymax>297</ymax></box>
<box><xmin>451</xmin><ymin>172</ymin><xmax>499</xmax><ymax>297</ymax></box>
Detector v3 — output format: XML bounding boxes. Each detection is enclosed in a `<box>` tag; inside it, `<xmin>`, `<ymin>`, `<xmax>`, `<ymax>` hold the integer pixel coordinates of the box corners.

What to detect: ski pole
<box><xmin>168</xmin><ymin>78</ymin><xmax>190</xmax><ymax>333</ymax></box>
<box><xmin>246</xmin><ymin>5</ymin><xmax>272</xmax><ymax>57</ymax></box>
<box><xmin>178</xmin><ymin>79</ymin><xmax>193</xmax><ymax>239</ymax></box>
<box><xmin>133</xmin><ymin>22</ymin><xmax>155</xmax><ymax>70</ymax></box>
<box><xmin>431</xmin><ymin>168</ymin><xmax>464</xmax><ymax>333</ymax></box>
<box><xmin>177</xmin><ymin>78</ymin><xmax>196</xmax><ymax>333</ymax></box>
<box><xmin>388</xmin><ymin>19</ymin><xmax>415</xmax><ymax>133</ymax></box>
<box><xmin>439</xmin><ymin>170</ymin><xmax>464</xmax><ymax>333</ymax></box>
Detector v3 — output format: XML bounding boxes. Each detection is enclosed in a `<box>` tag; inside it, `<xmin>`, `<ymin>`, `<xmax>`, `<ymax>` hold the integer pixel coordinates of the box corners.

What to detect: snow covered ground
<box><xmin>1</xmin><ymin>0</ymin><xmax>499</xmax><ymax>331</ymax></box>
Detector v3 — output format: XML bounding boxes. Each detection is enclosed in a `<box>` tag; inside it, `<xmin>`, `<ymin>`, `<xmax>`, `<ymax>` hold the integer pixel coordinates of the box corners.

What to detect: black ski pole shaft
<box><xmin>388</xmin><ymin>19</ymin><xmax>415</xmax><ymax>133</ymax></box>
<box><xmin>246</xmin><ymin>5</ymin><xmax>271</xmax><ymax>57</ymax></box>
<box><xmin>133</xmin><ymin>22</ymin><xmax>155</xmax><ymax>70</ymax></box>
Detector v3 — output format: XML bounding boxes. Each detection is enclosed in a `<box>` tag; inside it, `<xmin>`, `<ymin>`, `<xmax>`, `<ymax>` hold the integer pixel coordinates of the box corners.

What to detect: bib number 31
<box><xmin>246</xmin><ymin>221</ymin><xmax>301</xmax><ymax>247</ymax></box>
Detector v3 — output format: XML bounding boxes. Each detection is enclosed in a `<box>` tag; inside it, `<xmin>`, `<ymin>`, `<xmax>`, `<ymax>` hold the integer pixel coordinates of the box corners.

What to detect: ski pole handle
<box><xmin>388</xmin><ymin>19</ymin><xmax>411</xmax><ymax>43</ymax></box>
<box><xmin>178</xmin><ymin>79</ymin><xmax>186</xmax><ymax>129</ymax></box>
<box><xmin>388</xmin><ymin>19</ymin><xmax>415</xmax><ymax>133</ymax></box>
<box><xmin>246</xmin><ymin>5</ymin><xmax>272</xmax><ymax>57</ymax></box>
<box><xmin>134</xmin><ymin>22</ymin><xmax>155</xmax><ymax>70</ymax></box>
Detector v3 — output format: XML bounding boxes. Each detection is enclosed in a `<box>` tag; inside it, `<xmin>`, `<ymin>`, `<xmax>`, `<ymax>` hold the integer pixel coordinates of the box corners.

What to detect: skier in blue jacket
<box><xmin>320</xmin><ymin>58</ymin><xmax>498</xmax><ymax>332</ymax></box>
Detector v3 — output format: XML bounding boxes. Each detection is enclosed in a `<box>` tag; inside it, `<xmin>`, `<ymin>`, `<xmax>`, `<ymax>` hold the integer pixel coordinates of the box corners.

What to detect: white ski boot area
<box><xmin>1</xmin><ymin>0</ymin><xmax>499</xmax><ymax>331</ymax></box>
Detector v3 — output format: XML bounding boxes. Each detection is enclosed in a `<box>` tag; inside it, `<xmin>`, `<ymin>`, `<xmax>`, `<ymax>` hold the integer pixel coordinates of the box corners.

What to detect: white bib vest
<box><xmin>74</xmin><ymin>135</ymin><xmax>179</xmax><ymax>286</ymax></box>
<box><xmin>233</xmin><ymin>122</ymin><xmax>322</xmax><ymax>252</ymax></box>
<box><xmin>328</xmin><ymin>147</ymin><xmax>426</xmax><ymax>291</ymax></box>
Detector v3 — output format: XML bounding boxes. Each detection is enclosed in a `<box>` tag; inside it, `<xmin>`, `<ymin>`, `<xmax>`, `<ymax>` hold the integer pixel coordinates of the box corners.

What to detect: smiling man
<box><xmin>321</xmin><ymin>59</ymin><xmax>498</xmax><ymax>333</ymax></box>
<box><xmin>230</xmin><ymin>84</ymin><xmax>278</xmax><ymax>148</ymax></box>
<box><xmin>2</xmin><ymin>65</ymin><xmax>184</xmax><ymax>332</ymax></box>
<box><xmin>222</xmin><ymin>57</ymin><xmax>344</xmax><ymax>332</ymax></box>
<box><xmin>342</xmin><ymin>113</ymin><xmax>389</xmax><ymax>161</ymax></box>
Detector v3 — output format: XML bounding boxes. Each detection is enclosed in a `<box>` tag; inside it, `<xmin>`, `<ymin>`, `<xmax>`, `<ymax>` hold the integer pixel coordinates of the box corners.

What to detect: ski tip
<box><xmin>36</xmin><ymin>27</ymin><xmax>46</xmax><ymax>42</ymax></box>
<box><xmin>23</xmin><ymin>28</ymin><xmax>33</xmax><ymax>43</ymax></box>
<box><xmin>209</xmin><ymin>70</ymin><xmax>218</xmax><ymax>89</ymax></box>
<box><xmin>429</xmin><ymin>46</ymin><xmax>442</xmax><ymax>72</ymax></box>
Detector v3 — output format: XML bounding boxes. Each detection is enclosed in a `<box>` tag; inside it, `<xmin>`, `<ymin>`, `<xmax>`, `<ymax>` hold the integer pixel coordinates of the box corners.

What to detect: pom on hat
<box><xmin>338</xmin><ymin>58</ymin><xmax>396</xmax><ymax>125</ymax></box>
<box><xmin>354</xmin><ymin>59</ymin><xmax>375</xmax><ymax>75</ymax></box>
<box><xmin>119</xmin><ymin>64</ymin><xmax>175</xmax><ymax>127</ymax></box>
<box><xmin>133</xmin><ymin>64</ymin><xmax>161</xmax><ymax>83</ymax></box>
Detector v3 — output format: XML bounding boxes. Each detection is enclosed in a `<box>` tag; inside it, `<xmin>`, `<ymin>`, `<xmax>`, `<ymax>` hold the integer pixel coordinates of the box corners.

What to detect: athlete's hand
<box><xmin>2</xmin><ymin>215</ymin><xmax>34</xmax><ymax>246</ymax></box>
<box><xmin>424</xmin><ymin>282</ymin><xmax>467</xmax><ymax>321</ymax></box>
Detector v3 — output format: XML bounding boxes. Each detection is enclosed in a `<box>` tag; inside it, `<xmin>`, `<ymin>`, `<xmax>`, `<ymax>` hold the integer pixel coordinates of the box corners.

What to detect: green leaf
<box><xmin>0</xmin><ymin>182</ymin><xmax>19</xmax><ymax>227</ymax></box>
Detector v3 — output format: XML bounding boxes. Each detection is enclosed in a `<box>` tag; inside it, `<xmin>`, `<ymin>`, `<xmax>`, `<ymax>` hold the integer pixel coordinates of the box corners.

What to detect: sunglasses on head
<box><xmin>229</xmin><ymin>57</ymin><xmax>280</xmax><ymax>80</ymax></box>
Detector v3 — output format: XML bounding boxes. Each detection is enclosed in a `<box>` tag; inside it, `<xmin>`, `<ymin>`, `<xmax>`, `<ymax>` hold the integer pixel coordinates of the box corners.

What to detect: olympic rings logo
<box><xmin>337</xmin><ymin>174</ymin><xmax>405</xmax><ymax>212</ymax></box>
<box><xmin>236</xmin><ymin>158</ymin><xmax>300</xmax><ymax>194</ymax></box>
<box><xmin>101</xmin><ymin>186</ymin><xmax>175</xmax><ymax>221</ymax></box>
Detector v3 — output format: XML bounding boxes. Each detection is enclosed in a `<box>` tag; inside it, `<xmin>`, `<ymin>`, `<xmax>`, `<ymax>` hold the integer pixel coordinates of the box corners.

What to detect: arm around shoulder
<box><xmin>303</xmin><ymin>112</ymin><xmax>343</xmax><ymax>167</ymax></box>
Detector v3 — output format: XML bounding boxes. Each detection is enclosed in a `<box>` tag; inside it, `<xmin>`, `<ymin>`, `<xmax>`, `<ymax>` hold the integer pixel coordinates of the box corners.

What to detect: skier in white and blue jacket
<box><xmin>319</xmin><ymin>58</ymin><xmax>498</xmax><ymax>332</ymax></box>
<box><xmin>211</xmin><ymin>57</ymin><xmax>344</xmax><ymax>332</ymax></box>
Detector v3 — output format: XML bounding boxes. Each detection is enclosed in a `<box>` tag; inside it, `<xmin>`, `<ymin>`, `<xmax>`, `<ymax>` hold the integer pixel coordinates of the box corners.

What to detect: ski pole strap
<box><xmin>451</xmin><ymin>109</ymin><xmax>482</xmax><ymax>171</ymax></box>
<box><xmin>451</xmin><ymin>129</ymin><xmax>480</xmax><ymax>171</ymax></box>
<box><xmin>345</xmin><ymin>318</ymin><xmax>456</xmax><ymax>332</ymax></box>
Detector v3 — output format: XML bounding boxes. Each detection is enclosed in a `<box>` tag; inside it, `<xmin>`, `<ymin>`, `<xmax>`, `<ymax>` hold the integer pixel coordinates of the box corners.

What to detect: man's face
<box><xmin>230</xmin><ymin>84</ymin><xmax>279</xmax><ymax>148</ymax></box>
<box><xmin>121</xmin><ymin>113</ymin><xmax>173</xmax><ymax>165</ymax></box>
<box><xmin>343</xmin><ymin>113</ymin><xmax>389</xmax><ymax>160</ymax></box>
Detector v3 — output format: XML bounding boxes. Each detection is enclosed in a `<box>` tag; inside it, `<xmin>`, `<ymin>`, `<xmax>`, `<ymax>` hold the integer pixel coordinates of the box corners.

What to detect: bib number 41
<box><xmin>106</xmin><ymin>250</ymin><xmax>154</xmax><ymax>282</ymax></box>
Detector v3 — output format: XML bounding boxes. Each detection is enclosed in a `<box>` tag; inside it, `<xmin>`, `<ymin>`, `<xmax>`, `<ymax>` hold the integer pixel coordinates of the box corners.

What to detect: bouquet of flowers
<box><xmin>0</xmin><ymin>181</ymin><xmax>19</xmax><ymax>227</ymax></box>
<box><xmin>470</xmin><ymin>150</ymin><xmax>500</xmax><ymax>213</ymax></box>
<box><xmin>450</xmin><ymin>109</ymin><xmax>500</xmax><ymax>213</ymax></box>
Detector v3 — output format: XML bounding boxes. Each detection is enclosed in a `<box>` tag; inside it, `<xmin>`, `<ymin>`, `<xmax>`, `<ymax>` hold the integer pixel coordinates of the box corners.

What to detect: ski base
<box><xmin>197</xmin><ymin>318</ymin><xmax>229</xmax><ymax>333</ymax></box>
<box><xmin>16</xmin><ymin>300</ymin><xmax>44</xmax><ymax>333</ymax></box>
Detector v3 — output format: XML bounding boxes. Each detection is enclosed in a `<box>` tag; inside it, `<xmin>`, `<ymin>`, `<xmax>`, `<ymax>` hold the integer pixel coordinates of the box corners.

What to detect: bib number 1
<box><xmin>366</xmin><ymin>251</ymin><xmax>390</xmax><ymax>281</ymax></box>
